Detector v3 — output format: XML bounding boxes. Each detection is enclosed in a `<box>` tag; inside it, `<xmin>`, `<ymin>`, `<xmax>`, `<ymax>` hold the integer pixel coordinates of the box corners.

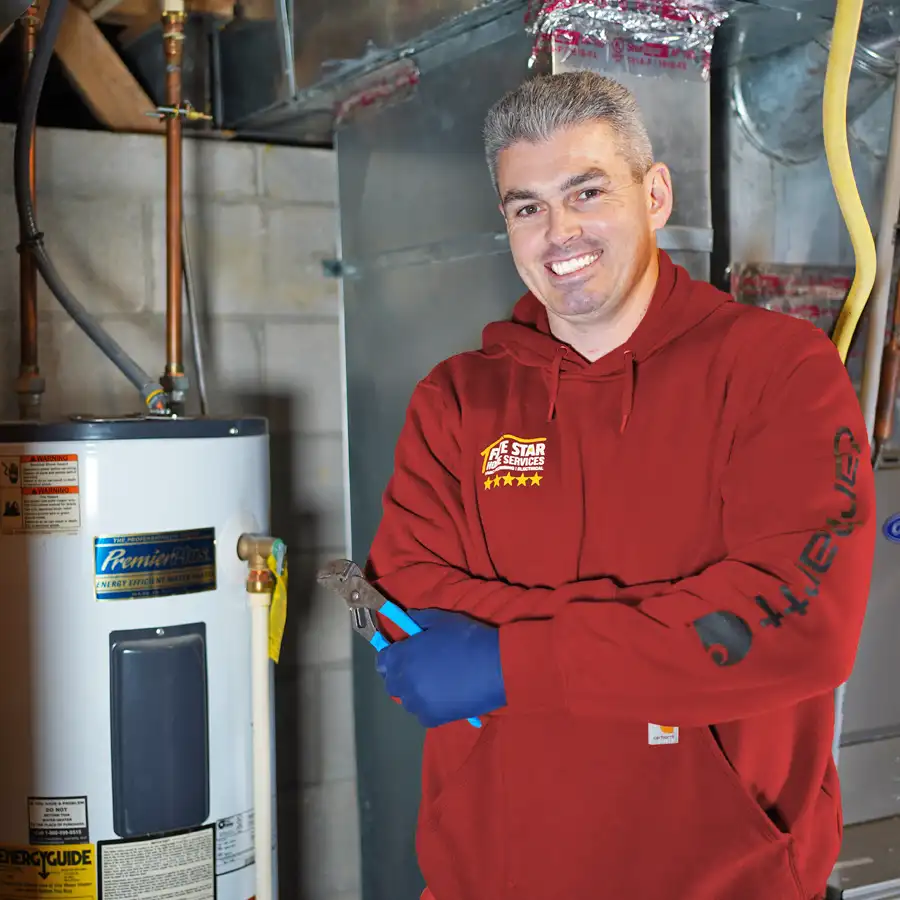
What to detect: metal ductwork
<box><xmin>115</xmin><ymin>0</ymin><xmax>900</xmax><ymax>149</ymax></box>
<box><xmin>217</xmin><ymin>0</ymin><xmax>525</xmax><ymax>142</ymax></box>
<box><xmin>116</xmin><ymin>0</ymin><xmax>525</xmax><ymax>141</ymax></box>
<box><xmin>732</xmin><ymin>1</ymin><xmax>900</xmax><ymax>164</ymax></box>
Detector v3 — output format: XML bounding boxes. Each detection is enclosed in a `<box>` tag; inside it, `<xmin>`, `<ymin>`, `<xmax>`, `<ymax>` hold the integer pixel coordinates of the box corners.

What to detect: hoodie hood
<box><xmin>480</xmin><ymin>251</ymin><xmax>731</xmax><ymax>428</ymax></box>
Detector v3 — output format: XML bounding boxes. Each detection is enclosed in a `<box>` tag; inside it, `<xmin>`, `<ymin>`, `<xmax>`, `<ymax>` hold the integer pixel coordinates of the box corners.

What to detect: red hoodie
<box><xmin>367</xmin><ymin>251</ymin><xmax>876</xmax><ymax>900</ymax></box>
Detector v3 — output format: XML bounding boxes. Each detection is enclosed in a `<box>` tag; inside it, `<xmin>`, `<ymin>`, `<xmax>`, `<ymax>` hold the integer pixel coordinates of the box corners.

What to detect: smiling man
<box><xmin>367</xmin><ymin>71</ymin><xmax>876</xmax><ymax>900</ymax></box>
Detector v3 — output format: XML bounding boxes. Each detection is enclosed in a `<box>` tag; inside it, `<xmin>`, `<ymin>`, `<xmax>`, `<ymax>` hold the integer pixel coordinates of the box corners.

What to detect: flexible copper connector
<box><xmin>872</xmin><ymin>259</ymin><xmax>900</xmax><ymax>464</ymax></box>
<box><xmin>163</xmin><ymin>9</ymin><xmax>185</xmax><ymax>380</ymax></box>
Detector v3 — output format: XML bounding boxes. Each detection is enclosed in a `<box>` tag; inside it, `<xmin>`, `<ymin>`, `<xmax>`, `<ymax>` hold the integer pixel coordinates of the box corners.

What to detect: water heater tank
<box><xmin>0</xmin><ymin>415</ymin><xmax>275</xmax><ymax>900</ymax></box>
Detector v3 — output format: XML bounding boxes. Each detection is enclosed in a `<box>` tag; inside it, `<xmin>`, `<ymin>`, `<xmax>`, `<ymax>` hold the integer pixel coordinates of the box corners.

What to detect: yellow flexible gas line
<box><xmin>825</xmin><ymin>0</ymin><xmax>877</xmax><ymax>364</ymax></box>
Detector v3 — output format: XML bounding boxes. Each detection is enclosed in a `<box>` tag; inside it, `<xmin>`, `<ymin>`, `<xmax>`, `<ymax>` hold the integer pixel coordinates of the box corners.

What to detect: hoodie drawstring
<box><xmin>620</xmin><ymin>350</ymin><xmax>635</xmax><ymax>433</ymax></box>
<box><xmin>546</xmin><ymin>346</ymin><xmax>635</xmax><ymax>430</ymax></box>
<box><xmin>546</xmin><ymin>346</ymin><xmax>566</xmax><ymax>421</ymax></box>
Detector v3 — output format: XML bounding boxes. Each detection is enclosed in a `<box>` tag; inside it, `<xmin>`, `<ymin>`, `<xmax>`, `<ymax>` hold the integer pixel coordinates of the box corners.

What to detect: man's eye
<box><xmin>578</xmin><ymin>188</ymin><xmax>602</xmax><ymax>200</ymax></box>
<box><xmin>516</xmin><ymin>205</ymin><xmax>539</xmax><ymax>217</ymax></box>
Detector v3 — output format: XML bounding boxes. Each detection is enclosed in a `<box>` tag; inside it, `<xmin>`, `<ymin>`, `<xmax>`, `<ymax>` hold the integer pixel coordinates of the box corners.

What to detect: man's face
<box><xmin>496</xmin><ymin>120</ymin><xmax>672</xmax><ymax>324</ymax></box>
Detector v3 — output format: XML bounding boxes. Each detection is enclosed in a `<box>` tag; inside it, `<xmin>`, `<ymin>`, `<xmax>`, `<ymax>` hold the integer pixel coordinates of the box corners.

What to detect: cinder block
<box><xmin>0</xmin><ymin>194</ymin><xmax>150</xmax><ymax>316</ymax></box>
<box><xmin>0</xmin><ymin>125</ymin><xmax>258</xmax><ymax>201</ymax></box>
<box><xmin>36</xmin><ymin>313</ymin><xmax>166</xmax><ymax>419</ymax></box>
<box><xmin>268</xmin><ymin>546</ymin><xmax>352</xmax><ymax>670</ymax></box>
<box><xmin>0</xmin><ymin>193</ymin><xmax>19</xmax><ymax>315</ymax></box>
<box><xmin>299</xmin><ymin>780</ymin><xmax>362</xmax><ymax>898</ymax></box>
<box><xmin>297</xmin><ymin>576</ymin><xmax>353</xmax><ymax>666</ymax></box>
<box><xmin>295</xmin><ymin>434</ymin><xmax>346</xmax><ymax>550</ymax></box>
<box><xmin>202</xmin><ymin>319</ymin><xmax>265</xmax><ymax>419</ymax></box>
<box><xmin>0</xmin><ymin>127</ymin><xmax>13</xmax><ymax>196</ymax></box>
<box><xmin>0</xmin><ymin>313</ymin><xmax>17</xmax><ymax>420</ymax></box>
<box><xmin>318</xmin><ymin>663</ymin><xmax>357</xmax><ymax>784</ymax></box>
<box><xmin>266</xmin><ymin>432</ymin><xmax>345</xmax><ymax>550</ymax></box>
<box><xmin>275</xmin><ymin>781</ymin><xmax>362</xmax><ymax>900</ymax></box>
<box><xmin>261</xmin><ymin>145</ymin><xmax>337</xmax><ymax>205</ymax></box>
<box><xmin>262</xmin><ymin>321</ymin><xmax>343</xmax><ymax>434</ymax></box>
<box><xmin>149</xmin><ymin>200</ymin><xmax>266</xmax><ymax>316</ymax></box>
<box><xmin>34</xmin><ymin>128</ymin><xmax>165</xmax><ymax>200</ymax></box>
<box><xmin>274</xmin><ymin>664</ymin><xmax>322</xmax><ymax>788</ymax></box>
<box><xmin>261</xmin><ymin>206</ymin><xmax>340</xmax><ymax>316</ymax></box>
<box><xmin>274</xmin><ymin>661</ymin><xmax>355</xmax><ymax>789</ymax></box>
<box><xmin>182</xmin><ymin>137</ymin><xmax>260</xmax><ymax>199</ymax></box>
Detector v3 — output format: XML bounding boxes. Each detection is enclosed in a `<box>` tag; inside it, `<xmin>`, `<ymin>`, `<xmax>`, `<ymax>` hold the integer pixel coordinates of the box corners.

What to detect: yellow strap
<box><xmin>266</xmin><ymin>550</ymin><xmax>288</xmax><ymax>664</ymax></box>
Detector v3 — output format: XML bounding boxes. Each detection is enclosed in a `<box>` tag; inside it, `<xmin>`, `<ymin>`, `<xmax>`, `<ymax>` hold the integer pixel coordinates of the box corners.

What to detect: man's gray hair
<box><xmin>482</xmin><ymin>71</ymin><xmax>654</xmax><ymax>191</ymax></box>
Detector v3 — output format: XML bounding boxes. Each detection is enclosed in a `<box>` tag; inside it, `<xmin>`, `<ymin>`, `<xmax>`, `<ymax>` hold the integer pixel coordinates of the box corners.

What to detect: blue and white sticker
<box><xmin>882</xmin><ymin>514</ymin><xmax>900</xmax><ymax>543</ymax></box>
<box><xmin>94</xmin><ymin>527</ymin><xmax>217</xmax><ymax>601</ymax></box>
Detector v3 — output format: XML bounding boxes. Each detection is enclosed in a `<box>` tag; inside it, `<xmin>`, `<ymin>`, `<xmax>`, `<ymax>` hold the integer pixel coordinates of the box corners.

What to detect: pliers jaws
<box><xmin>316</xmin><ymin>558</ymin><xmax>482</xmax><ymax>728</ymax></box>
<box><xmin>316</xmin><ymin>558</ymin><xmax>422</xmax><ymax>650</ymax></box>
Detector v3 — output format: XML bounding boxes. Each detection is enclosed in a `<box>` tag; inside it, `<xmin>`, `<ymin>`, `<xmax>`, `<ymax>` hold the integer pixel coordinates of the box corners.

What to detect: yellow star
<box><xmin>484</xmin><ymin>478</ymin><xmax>492</xmax><ymax>490</ymax></box>
<box><xmin>530</xmin><ymin>473</ymin><xmax>543</xmax><ymax>486</ymax></box>
<box><xmin>493</xmin><ymin>475</ymin><xmax>501</xmax><ymax>487</ymax></box>
<box><xmin>516</xmin><ymin>474</ymin><xmax>528</xmax><ymax>486</ymax></box>
<box><xmin>502</xmin><ymin>473</ymin><xmax>514</xmax><ymax>486</ymax></box>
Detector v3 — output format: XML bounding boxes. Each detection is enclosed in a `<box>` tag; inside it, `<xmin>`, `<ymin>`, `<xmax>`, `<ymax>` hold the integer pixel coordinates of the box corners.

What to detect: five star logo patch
<box><xmin>480</xmin><ymin>434</ymin><xmax>546</xmax><ymax>491</ymax></box>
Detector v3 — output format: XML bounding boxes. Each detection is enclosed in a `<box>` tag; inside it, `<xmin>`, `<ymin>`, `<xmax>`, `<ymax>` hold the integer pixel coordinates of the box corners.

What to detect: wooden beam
<box><xmin>54</xmin><ymin>0</ymin><xmax>165</xmax><ymax>133</ymax></box>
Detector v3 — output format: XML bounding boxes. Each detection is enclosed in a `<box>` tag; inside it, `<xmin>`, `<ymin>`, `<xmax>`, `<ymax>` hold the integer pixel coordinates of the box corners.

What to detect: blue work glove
<box><xmin>376</xmin><ymin>608</ymin><xmax>506</xmax><ymax>728</ymax></box>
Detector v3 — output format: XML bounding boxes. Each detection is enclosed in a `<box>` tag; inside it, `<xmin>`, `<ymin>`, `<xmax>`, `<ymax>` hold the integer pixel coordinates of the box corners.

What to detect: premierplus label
<box><xmin>94</xmin><ymin>527</ymin><xmax>217</xmax><ymax>601</ymax></box>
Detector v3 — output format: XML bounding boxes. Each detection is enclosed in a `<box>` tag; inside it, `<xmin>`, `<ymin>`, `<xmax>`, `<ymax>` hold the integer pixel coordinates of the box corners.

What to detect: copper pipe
<box><xmin>16</xmin><ymin>3</ymin><xmax>43</xmax><ymax>420</ymax></box>
<box><xmin>872</xmin><ymin>263</ymin><xmax>900</xmax><ymax>464</ymax></box>
<box><xmin>162</xmin><ymin>9</ymin><xmax>185</xmax><ymax>381</ymax></box>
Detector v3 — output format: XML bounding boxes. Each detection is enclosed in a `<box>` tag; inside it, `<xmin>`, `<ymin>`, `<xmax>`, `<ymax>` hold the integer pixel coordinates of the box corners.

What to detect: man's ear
<box><xmin>645</xmin><ymin>162</ymin><xmax>673</xmax><ymax>231</ymax></box>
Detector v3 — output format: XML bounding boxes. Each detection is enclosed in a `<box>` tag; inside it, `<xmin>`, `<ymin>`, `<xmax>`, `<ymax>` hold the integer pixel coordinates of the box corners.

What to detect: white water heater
<box><xmin>0</xmin><ymin>415</ymin><xmax>276</xmax><ymax>900</ymax></box>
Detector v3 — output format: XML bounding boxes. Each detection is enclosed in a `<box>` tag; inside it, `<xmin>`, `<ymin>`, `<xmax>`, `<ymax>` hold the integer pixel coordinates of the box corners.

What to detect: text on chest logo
<box><xmin>480</xmin><ymin>434</ymin><xmax>547</xmax><ymax>490</ymax></box>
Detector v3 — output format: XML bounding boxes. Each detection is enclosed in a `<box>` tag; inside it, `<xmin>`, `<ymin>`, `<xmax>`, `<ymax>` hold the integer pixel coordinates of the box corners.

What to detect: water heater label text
<box><xmin>93</xmin><ymin>527</ymin><xmax>217</xmax><ymax>601</ymax></box>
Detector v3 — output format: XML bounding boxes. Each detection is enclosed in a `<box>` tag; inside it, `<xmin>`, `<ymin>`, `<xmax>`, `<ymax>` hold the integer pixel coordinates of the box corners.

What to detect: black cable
<box><xmin>13</xmin><ymin>0</ymin><xmax>167</xmax><ymax>413</ymax></box>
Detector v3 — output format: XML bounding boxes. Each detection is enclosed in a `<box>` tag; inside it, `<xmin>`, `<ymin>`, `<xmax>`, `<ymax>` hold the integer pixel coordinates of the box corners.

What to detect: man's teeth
<box><xmin>550</xmin><ymin>253</ymin><xmax>598</xmax><ymax>276</ymax></box>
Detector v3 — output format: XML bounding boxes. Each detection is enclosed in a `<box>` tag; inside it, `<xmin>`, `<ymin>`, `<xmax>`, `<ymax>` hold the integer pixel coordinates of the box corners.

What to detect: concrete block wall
<box><xmin>0</xmin><ymin>124</ymin><xmax>360</xmax><ymax>900</ymax></box>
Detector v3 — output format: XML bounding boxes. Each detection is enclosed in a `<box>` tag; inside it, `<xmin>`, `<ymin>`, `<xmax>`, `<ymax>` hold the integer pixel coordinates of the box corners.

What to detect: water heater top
<box><xmin>0</xmin><ymin>415</ymin><xmax>268</xmax><ymax>443</ymax></box>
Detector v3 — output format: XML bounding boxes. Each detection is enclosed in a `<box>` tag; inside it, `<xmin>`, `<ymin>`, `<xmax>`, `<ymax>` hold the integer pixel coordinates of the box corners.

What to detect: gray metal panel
<box><xmin>839</xmin><ymin>736</ymin><xmax>900</xmax><ymax>825</ymax></box>
<box><xmin>550</xmin><ymin>48</ymin><xmax>712</xmax><ymax>282</ymax></box>
<box><xmin>337</xmin><ymin>28</ymin><xmax>535</xmax><ymax>900</ymax></box>
<box><xmin>838</xmin><ymin>465</ymin><xmax>900</xmax><ymax>824</ymax></box>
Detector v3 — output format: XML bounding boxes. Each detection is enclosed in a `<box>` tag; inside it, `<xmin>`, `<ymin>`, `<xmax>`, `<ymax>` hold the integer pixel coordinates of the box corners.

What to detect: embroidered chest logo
<box><xmin>480</xmin><ymin>434</ymin><xmax>546</xmax><ymax>491</ymax></box>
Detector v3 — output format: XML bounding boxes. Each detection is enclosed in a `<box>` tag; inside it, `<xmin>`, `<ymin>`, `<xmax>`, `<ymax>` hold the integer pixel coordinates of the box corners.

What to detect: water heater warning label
<box><xmin>28</xmin><ymin>796</ymin><xmax>89</xmax><ymax>845</ymax></box>
<box><xmin>93</xmin><ymin>528</ymin><xmax>217</xmax><ymax>602</ymax></box>
<box><xmin>0</xmin><ymin>843</ymin><xmax>96</xmax><ymax>899</ymax></box>
<box><xmin>0</xmin><ymin>455</ymin><xmax>80</xmax><ymax>536</ymax></box>
<box><xmin>97</xmin><ymin>826</ymin><xmax>214</xmax><ymax>900</ymax></box>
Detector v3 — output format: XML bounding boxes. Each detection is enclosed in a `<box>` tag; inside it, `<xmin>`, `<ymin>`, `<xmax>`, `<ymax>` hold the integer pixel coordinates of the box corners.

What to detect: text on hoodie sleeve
<box><xmin>498</xmin><ymin>326</ymin><xmax>876</xmax><ymax>726</ymax></box>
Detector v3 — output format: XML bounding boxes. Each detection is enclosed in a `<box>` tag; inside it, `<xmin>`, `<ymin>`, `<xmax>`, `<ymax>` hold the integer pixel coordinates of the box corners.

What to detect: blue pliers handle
<box><xmin>318</xmin><ymin>559</ymin><xmax>482</xmax><ymax>729</ymax></box>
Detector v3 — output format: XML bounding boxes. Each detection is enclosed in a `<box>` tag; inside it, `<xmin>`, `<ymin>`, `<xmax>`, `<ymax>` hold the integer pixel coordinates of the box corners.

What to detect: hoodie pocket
<box><xmin>417</xmin><ymin>722</ymin><xmax>508</xmax><ymax>900</ymax></box>
<box><xmin>420</xmin><ymin>715</ymin><xmax>812</xmax><ymax>900</ymax></box>
<box><xmin>701</xmin><ymin>725</ymin><xmax>806</xmax><ymax>897</ymax></box>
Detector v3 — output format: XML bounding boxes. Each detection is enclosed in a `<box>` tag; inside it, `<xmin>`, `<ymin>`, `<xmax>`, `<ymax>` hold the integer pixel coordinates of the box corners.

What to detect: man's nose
<box><xmin>546</xmin><ymin>206</ymin><xmax>582</xmax><ymax>245</ymax></box>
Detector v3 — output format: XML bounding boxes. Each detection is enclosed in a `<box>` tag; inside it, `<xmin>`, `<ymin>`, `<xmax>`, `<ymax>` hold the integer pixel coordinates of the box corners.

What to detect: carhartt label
<box><xmin>648</xmin><ymin>724</ymin><xmax>679</xmax><ymax>745</ymax></box>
